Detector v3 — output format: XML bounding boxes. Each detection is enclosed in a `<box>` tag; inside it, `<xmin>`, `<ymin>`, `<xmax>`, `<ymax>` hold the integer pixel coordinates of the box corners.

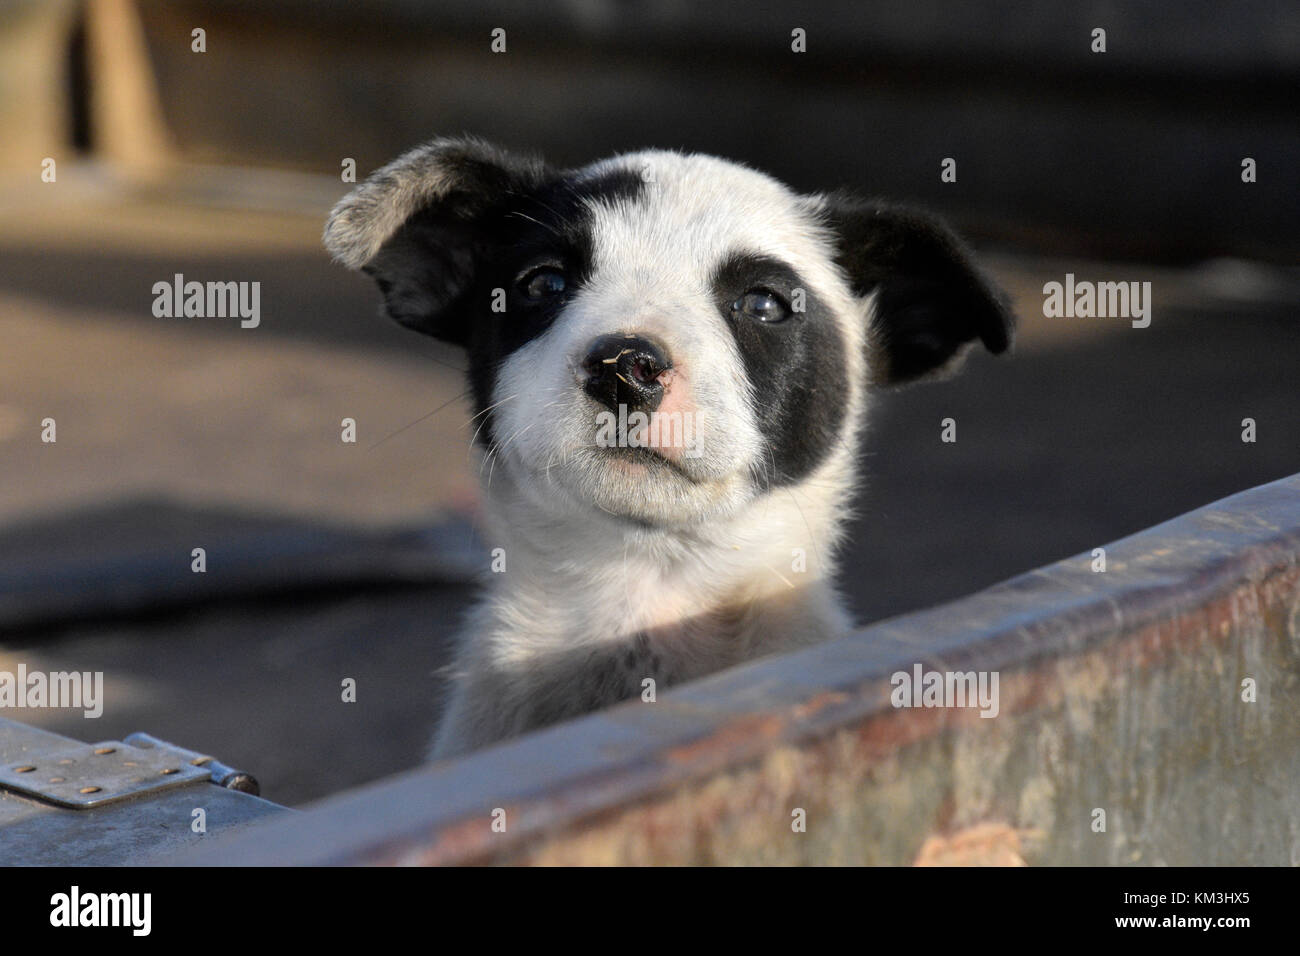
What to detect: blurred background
<box><xmin>0</xmin><ymin>0</ymin><xmax>1296</xmax><ymax>806</ymax></box>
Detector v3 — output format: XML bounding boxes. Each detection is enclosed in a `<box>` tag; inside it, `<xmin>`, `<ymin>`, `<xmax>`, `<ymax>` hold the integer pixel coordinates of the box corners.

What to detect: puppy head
<box><xmin>325</xmin><ymin>137</ymin><xmax>1013</xmax><ymax>529</ymax></box>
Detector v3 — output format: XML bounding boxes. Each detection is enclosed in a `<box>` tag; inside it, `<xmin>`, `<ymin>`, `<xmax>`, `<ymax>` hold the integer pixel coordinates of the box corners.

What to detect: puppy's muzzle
<box><xmin>581</xmin><ymin>334</ymin><xmax>672</xmax><ymax>414</ymax></box>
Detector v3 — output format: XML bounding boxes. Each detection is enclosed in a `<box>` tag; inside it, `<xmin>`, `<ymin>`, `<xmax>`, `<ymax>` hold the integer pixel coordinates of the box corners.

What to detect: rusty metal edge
<box><xmin>163</xmin><ymin>472</ymin><xmax>1300</xmax><ymax>866</ymax></box>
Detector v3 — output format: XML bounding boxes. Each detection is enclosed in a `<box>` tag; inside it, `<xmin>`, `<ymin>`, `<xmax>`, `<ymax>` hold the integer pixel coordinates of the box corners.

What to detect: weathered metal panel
<box><xmin>170</xmin><ymin>473</ymin><xmax>1300</xmax><ymax>866</ymax></box>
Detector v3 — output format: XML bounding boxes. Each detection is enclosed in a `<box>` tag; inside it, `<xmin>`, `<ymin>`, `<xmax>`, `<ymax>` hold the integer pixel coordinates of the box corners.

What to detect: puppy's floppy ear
<box><xmin>819</xmin><ymin>194</ymin><xmax>1015</xmax><ymax>385</ymax></box>
<box><xmin>323</xmin><ymin>136</ymin><xmax>552</xmax><ymax>345</ymax></box>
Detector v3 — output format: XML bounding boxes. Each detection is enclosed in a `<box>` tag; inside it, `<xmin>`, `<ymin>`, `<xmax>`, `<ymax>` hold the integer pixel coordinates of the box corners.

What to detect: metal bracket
<box><xmin>0</xmin><ymin>737</ymin><xmax>210</xmax><ymax>809</ymax></box>
<box><xmin>123</xmin><ymin>732</ymin><xmax>260</xmax><ymax>795</ymax></box>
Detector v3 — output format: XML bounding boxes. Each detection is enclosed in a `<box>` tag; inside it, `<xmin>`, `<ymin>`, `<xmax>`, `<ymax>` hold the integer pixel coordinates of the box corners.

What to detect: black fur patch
<box><xmin>363</xmin><ymin>160</ymin><xmax>646</xmax><ymax>450</ymax></box>
<box><xmin>360</xmin><ymin>142</ymin><xmax>551</xmax><ymax>342</ymax></box>
<box><xmin>710</xmin><ymin>251</ymin><xmax>850</xmax><ymax>489</ymax></box>
<box><xmin>462</xmin><ymin>171</ymin><xmax>646</xmax><ymax>448</ymax></box>
<box><xmin>820</xmin><ymin>195</ymin><xmax>1014</xmax><ymax>384</ymax></box>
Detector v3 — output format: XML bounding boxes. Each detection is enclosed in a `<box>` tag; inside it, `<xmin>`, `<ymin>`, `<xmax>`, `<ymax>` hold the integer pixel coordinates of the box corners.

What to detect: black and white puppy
<box><xmin>324</xmin><ymin>137</ymin><xmax>1013</xmax><ymax>758</ymax></box>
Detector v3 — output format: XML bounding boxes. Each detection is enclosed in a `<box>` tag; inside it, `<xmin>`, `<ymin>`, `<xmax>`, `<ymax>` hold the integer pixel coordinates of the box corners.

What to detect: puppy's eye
<box><xmin>732</xmin><ymin>289</ymin><xmax>790</xmax><ymax>323</ymax></box>
<box><xmin>519</xmin><ymin>267</ymin><xmax>568</xmax><ymax>300</ymax></box>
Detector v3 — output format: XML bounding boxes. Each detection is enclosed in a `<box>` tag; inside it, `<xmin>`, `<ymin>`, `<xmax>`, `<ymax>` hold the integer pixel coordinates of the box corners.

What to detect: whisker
<box><xmin>505</xmin><ymin>209</ymin><xmax>560</xmax><ymax>238</ymax></box>
<box><xmin>784</xmin><ymin>486</ymin><xmax>821</xmax><ymax>558</ymax></box>
<box><xmin>486</xmin><ymin>421</ymin><xmax>538</xmax><ymax>490</ymax></box>
<box><xmin>368</xmin><ymin>388</ymin><xmax>472</xmax><ymax>450</ymax></box>
<box><xmin>465</xmin><ymin>393</ymin><xmax>519</xmax><ymax>450</ymax></box>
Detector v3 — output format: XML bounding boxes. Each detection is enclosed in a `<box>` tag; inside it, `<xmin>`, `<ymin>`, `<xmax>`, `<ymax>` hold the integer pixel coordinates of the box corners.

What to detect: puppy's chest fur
<box><xmin>434</xmin><ymin>532</ymin><xmax>847</xmax><ymax>757</ymax></box>
<box><xmin>430</xmin><ymin>481</ymin><xmax>851</xmax><ymax>757</ymax></box>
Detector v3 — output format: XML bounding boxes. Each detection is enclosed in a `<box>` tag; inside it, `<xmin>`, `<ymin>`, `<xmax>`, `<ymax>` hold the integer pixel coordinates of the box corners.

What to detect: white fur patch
<box><xmin>431</xmin><ymin>151</ymin><xmax>872</xmax><ymax>758</ymax></box>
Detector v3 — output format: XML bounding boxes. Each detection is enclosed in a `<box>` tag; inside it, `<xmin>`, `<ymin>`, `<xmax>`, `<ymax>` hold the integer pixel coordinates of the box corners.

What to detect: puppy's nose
<box><xmin>581</xmin><ymin>333</ymin><xmax>672</xmax><ymax>413</ymax></box>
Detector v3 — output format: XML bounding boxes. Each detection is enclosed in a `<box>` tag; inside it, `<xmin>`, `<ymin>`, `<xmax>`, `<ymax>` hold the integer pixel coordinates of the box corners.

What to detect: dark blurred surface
<box><xmin>841</xmin><ymin>300</ymin><xmax>1300</xmax><ymax>620</ymax></box>
<box><xmin>134</xmin><ymin>0</ymin><xmax>1300</xmax><ymax>261</ymax></box>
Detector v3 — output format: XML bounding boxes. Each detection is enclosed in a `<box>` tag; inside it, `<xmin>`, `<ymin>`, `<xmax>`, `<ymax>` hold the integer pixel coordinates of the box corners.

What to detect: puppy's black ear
<box><xmin>323</xmin><ymin>137</ymin><xmax>552</xmax><ymax>345</ymax></box>
<box><xmin>820</xmin><ymin>194</ymin><xmax>1015</xmax><ymax>384</ymax></box>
